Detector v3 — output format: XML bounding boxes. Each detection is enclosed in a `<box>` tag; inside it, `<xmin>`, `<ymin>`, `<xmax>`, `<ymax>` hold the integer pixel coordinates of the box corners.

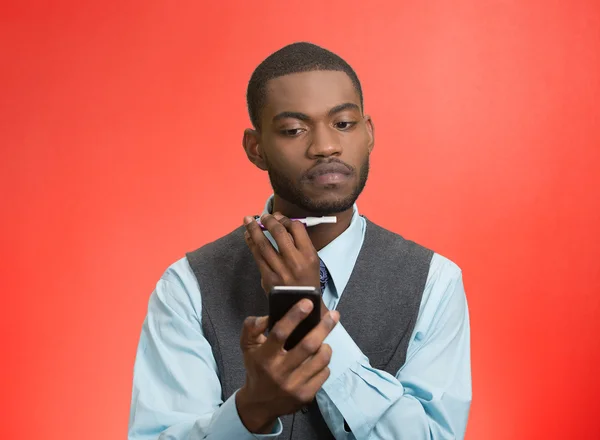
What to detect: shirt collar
<box><xmin>260</xmin><ymin>195</ymin><xmax>365</xmax><ymax>297</ymax></box>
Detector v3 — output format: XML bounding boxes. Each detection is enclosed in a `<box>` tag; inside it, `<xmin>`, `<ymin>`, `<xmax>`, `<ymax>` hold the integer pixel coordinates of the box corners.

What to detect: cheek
<box><xmin>344</xmin><ymin>137</ymin><xmax>371</xmax><ymax>163</ymax></box>
<box><xmin>267</xmin><ymin>155</ymin><xmax>306</xmax><ymax>180</ymax></box>
<box><xmin>267</xmin><ymin>145</ymin><xmax>307</xmax><ymax>171</ymax></box>
<box><xmin>344</xmin><ymin>128</ymin><xmax>370</xmax><ymax>150</ymax></box>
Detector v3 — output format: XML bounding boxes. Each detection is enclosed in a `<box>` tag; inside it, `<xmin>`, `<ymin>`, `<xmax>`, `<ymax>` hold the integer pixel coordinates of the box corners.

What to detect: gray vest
<box><xmin>186</xmin><ymin>217</ymin><xmax>433</xmax><ymax>439</ymax></box>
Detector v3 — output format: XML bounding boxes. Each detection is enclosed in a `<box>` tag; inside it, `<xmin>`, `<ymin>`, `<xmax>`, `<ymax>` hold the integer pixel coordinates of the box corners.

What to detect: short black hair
<box><xmin>246</xmin><ymin>42</ymin><xmax>364</xmax><ymax>130</ymax></box>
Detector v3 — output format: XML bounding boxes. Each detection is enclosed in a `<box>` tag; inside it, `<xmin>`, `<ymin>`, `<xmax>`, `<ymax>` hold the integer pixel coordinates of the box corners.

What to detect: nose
<box><xmin>307</xmin><ymin>123</ymin><xmax>342</xmax><ymax>158</ymax></box>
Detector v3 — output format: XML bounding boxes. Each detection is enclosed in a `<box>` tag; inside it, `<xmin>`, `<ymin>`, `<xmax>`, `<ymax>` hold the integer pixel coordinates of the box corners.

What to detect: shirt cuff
<box><xmin>209</xmin><ymin>390</ymin><xmax>283</xmax><ymax>439</ymax></box>
<box><xmin>323</xmin><ymin>321</ymin><xmax>366</xmax><ymax>384</ymax></box>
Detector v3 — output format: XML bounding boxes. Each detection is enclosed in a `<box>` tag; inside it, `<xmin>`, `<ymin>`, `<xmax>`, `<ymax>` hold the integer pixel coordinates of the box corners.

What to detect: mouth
<box><xmin>305</xmin><ymin>162</ymin><xmax>353</xmax><ymax>180</ymax></box>
<box><xmin>310</xmin><ymin>172</ymin><xmax>351</xmax><ymax>185</ymax></box>
<box><xmin>305</xmin><ymin>163</ymin><xmax>353</xmax><ymax>187</ymax></box>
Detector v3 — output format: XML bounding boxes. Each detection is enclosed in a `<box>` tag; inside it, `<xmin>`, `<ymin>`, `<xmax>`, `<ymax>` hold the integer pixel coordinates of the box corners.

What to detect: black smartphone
<box><xmin>268</xmin><ymin>286</ymin><xmax>321</xmax><ymax>351</ymax></box>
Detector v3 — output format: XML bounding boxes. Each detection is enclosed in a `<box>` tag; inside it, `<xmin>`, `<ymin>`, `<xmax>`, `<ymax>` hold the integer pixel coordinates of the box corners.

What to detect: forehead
<box><xmin>262</xmin><ymin>70</ymin><xmax>360</xmax><ymax>121</ymax></box>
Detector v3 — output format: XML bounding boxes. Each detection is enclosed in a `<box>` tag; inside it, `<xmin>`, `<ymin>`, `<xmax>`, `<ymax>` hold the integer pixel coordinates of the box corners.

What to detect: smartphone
<box><xmin>268</xmin><ymin>286</ymin><xmax>321</xmax><ymax>351</ymax></box>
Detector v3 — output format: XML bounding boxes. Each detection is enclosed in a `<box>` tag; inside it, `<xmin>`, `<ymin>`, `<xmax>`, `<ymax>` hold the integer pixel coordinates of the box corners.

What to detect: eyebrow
<box><xmin>272</xmin><ymin>102</ymin><xmax>361</xmax><ymax>123</ymax></box>
<box><xmin>327</xmin><ymin>102</ymin><xmax>361</xmax><ymax>116</ymax></box>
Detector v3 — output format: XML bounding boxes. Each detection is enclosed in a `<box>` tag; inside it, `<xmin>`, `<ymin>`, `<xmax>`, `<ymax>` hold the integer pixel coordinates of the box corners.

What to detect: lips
<box><xmin>305</xmin><ymin>162</ymin><xmax>353</xmax><ymax>180</ymax></box>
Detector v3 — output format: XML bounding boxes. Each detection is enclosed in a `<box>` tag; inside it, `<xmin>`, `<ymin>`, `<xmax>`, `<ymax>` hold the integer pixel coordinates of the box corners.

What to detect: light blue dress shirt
<box><xmin>128</xmin><ymin>199</ymin><xmax>472</xmax><ymax>439</ymax></box>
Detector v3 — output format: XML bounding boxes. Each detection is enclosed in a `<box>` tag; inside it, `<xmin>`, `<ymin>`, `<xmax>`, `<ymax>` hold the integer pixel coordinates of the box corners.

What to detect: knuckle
<box><xmin>280</xmin><ymin>234</ymin><xmax>295</xmax><ymax>248</ymax></box>
<box><xmin>257</xmin><ymin>240</ymin><xmax>271</xmax><ymax>253</ymax></box>
<box><xmin>289</xmin><ymin>301</ymin><xmax>310</xmax><ymax>320</ymax></box>
<box><xmin>295</xmin><ymin>388</ymin><xmax>313</xmax><ymax>404</ymax></box>
<box><xmin>289</xmin><ymin>261</ymin><xmax>304</xmax><ymax>276</ymax></box>
<box><xmin>315</xmin><ymin>367</ymin><xmax>330</xmax><ymax>387</ymax></box>
<box><xmin>271</xmin><ymin>326</ymin><xmax>287</xmax><ymax>342</ymax></box>
<box><xmin>290</xmin><ymin>221</ymin><xmax>304</xmax><ymax>232</ymax></box>
<box><xmin>320</xmin><ymin>344</ymin><xmax>332</xmax><ymax>361</ymax></box>
<box><xmin>306</xmin><ymin>253</ymin><xmax>319</xmax><ymax>266</ymax></box>
<box><xmin>280</xmin><ymin>381</ymin><xmax>295</xmax><ymax>396</ymax></box>
<box><xmin>279</xmin><ymin>272</ymin><xmax>293</xmax><ymax>285</ymax></box>
<box><xmin>270</xmin><ymin>223</ymin><xmax>287</xmax><ymax>235</ymax></box>
<box><xmin>300</xmin><ymin>338</ymin><xmax>320</xmax><ymax>355</ymax></box>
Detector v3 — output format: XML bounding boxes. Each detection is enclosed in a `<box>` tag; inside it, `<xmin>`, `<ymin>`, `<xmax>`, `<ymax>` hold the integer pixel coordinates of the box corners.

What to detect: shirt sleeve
<box><xmin>316</xmin><ymin>254</ymin><xmax>472</xmax><ymax>439</ymax></box>
<box><xmin>128</xmin><ymin>258</ymin><xmax>283</xmax><ymax>440</ymax></box>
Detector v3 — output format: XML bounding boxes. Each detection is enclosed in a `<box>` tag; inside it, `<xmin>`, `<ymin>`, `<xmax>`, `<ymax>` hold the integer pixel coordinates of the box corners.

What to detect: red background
<box><xmin>2</xmin><ymin>1</ymin><xmax>599</xmax><ymax>439</ymax></box>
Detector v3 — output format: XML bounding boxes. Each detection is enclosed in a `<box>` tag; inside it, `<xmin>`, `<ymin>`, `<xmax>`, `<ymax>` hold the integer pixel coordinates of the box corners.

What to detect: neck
<box><xmin>271</xmin><ymin>194</ymin><xmax>354</xmax><ymax>251</ymax></box>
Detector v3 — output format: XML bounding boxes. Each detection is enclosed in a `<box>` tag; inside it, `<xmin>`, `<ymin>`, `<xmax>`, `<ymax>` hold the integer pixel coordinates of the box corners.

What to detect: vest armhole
<box><xmin>187</xmin><ymin>249</ymin><xmax>228</xmax><ymax>400</ymax></box>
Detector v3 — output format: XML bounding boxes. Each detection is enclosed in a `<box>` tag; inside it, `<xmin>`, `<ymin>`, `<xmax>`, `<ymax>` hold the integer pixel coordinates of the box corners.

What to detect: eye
<box><xmin>334</xmin><ymin>121</ymin><xmax>356</xmax><ymax>130</ymax></box>
<box><xmin>280</xmin><ymin>128</ymin><xmax>305</xmax><ymax>137</ymax></box>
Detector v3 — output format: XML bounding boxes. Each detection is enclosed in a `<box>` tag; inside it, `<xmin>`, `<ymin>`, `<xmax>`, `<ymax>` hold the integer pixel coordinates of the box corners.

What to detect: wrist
<box><xmin>236</xmin><ymin>387</ymin><xmax>277</xmax><ymax>434</ymax></box>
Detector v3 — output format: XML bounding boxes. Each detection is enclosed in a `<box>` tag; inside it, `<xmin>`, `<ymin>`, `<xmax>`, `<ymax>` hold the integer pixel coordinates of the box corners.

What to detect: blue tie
<box><xmin>319</xmin><ymin>258</ymin><xmax>329</xmax><ymax>294</ymax></box>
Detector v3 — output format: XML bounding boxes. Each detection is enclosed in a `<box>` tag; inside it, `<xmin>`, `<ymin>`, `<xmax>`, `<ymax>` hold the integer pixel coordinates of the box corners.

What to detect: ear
<box><xmin>242</xmin><ymin>128</ymin><xmax>268</xmax><ymax>170</ymax></box>
<box><xmin>364</xmin><ymin>115</ymin><xmax>375</xmax><ymax>153</ymax></box>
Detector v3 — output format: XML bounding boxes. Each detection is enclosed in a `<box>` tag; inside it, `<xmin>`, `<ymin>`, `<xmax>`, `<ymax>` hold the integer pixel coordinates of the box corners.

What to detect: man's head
<box><xmin>243</xmin><ymin>42</ymin><xmax>374</xmax><ymax>216</ymax></box>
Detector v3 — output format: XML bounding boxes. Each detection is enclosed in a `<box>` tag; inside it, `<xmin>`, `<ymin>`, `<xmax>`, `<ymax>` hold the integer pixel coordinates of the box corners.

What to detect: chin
<box><xmin>300</xmin><ymin>192</ymin><xmax>358</xmax><ymax>215</ymax></box>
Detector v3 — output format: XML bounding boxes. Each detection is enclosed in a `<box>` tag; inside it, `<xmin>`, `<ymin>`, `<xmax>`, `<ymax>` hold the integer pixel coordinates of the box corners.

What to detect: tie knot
<box><xmin>319</xmin><ymin>258</ymin><xmax>329</xmax><ymax>293</ymax></box>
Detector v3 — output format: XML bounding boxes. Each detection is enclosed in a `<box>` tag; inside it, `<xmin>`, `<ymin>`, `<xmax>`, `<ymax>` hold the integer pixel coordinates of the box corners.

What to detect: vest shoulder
<box><xmin>186</xmin><ymin>226</ymin><xmax>247</xmax><ymax>260</ymax></box>
<box><xmin>364</xmin><ymin>217</ymin><xmax>434</xmax><ymax>255</ymax></box>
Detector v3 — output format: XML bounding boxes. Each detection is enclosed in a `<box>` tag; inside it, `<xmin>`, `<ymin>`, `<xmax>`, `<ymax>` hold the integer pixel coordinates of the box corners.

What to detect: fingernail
<box><xmin>299</xmin><ymin>299</ymin><xmax>313</xmax><ymax>313</ymax></box>
<box><xmin>273</xmin><ymin>212</ymin><xmax>283</xmax><ymax>220</ymax></box>
<box><xmin>243</xmin><ymin>216</ymin><xmax>253</xmax><ymax>225</ymax></box>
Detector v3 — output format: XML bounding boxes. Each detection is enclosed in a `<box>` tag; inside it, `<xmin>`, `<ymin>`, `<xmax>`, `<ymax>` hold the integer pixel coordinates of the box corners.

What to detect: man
<box><xmin>128</xmin><ymin>42</ymin><xmax>471</xmax><ymax>439</ymax></box>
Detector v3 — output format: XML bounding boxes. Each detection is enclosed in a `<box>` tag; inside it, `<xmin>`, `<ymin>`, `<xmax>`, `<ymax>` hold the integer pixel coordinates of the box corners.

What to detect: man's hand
<box><xmin>243</xmin><ymin>213</ymin><xmax>320</xmax><ymax>295</ymax></box>
<box><xmin>235</xmin><ymin>299</ymin><xmax>340</xmax><ymax>433</ymax></box>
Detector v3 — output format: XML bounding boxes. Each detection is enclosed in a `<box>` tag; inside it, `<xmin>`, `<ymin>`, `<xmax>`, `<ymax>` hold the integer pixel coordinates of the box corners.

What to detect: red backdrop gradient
<box><xmin>2</xmin><ymin>1</ymin><xmax>599</xmax><ymax>439</ymax></box>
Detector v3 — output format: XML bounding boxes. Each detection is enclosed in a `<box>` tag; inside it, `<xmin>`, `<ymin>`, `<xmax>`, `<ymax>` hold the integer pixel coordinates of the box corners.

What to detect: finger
<box><xmin>259</xmin><ymin>214</ymin><xmax>298</xmax><ymax>260</ymax></box>
<box><xmin>244</xmin><ymin>229</ymin><xmax>277</xmax><ymax>282</ymax></box>
<box><xmin>244</xmin><ymin>216</ymin><xmax>288</xmax><ymax>275</ymax></box>
<box><xmin>284</xmin><ymin>311</ymin><xmax>339</xmax><ymax>370</ymax></box>
<box><xmin>278</xmin><ymin>215</ymin><xmax>314</xmax><ymax>254</ymax></box>
<box><xmin>263</xmin><ymin>298</ymin><xmax>314</xmax><ymax>355</ymax></box>
<box><xmin>271</xmin><ymin>212</ymin><xmax>294</xmax><ymax>244</ymax></box>
<box><xmin>303</xmin><ymin>366</ymin><xmax>331</xmax><ymax>397</ymax></box>
<box><xmin>240</xmin><ymin>316</ymin><xmax>269</xmax><ymax>347</ymax></box>
<box><xmin>287</xmin><ymin>343</ymin><xmax>332</xmax><ymax>387</ymax></box>
<box><xmin>274</xmin><ymin>215</ymin><xmax>317</xmax><ymax>275</ymax></box>
<box><xmin>288</xmin><ymin>366</ymin><xmax>331</xmax><ymax>405</ymax></box>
